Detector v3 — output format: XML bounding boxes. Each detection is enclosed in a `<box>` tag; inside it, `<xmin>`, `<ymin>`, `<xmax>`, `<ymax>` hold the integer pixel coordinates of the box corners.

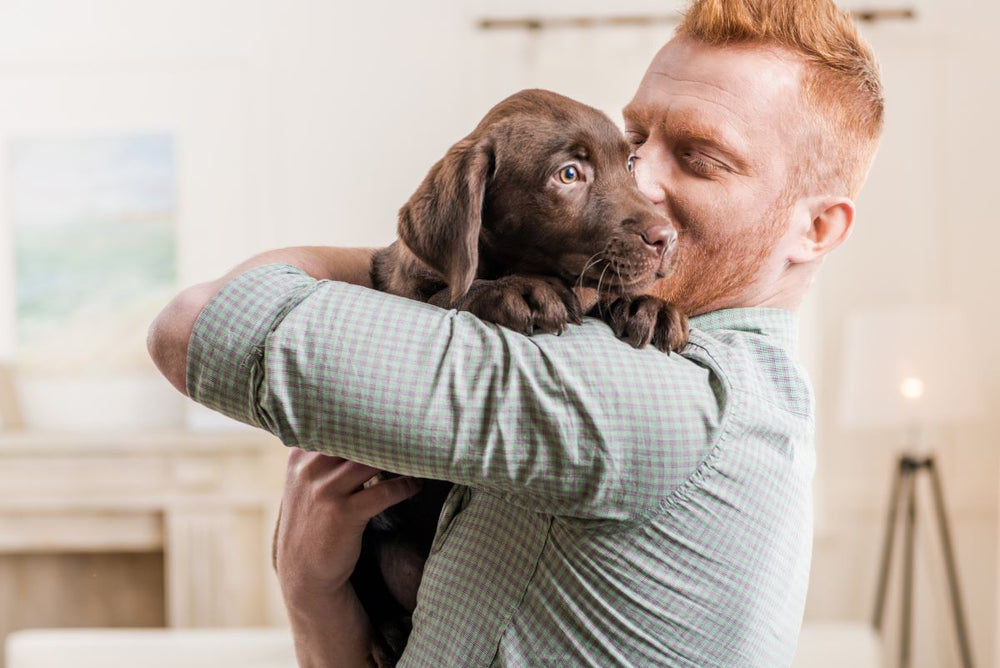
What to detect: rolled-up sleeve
<box><xmin>187</xmin><ymin>263</ymin><xmax>724</xmax><ymax>519</ymax></box>
<box><xmin>187</xmin><ymin>264</ymin><xmax>319</xmax><ymax>428</ymax></box>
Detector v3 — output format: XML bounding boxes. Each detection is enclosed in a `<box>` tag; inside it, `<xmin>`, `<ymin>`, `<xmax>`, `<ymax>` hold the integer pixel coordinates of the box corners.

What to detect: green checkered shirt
<box><xmin>188</xmin><ymin>264</ymin><xmax>815</xmax><ymax>667</ymax></box>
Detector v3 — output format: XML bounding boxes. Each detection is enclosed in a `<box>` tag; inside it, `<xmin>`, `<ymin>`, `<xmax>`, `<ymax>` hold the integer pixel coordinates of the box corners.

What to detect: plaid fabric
<box><xmin>188</xmin><ymin>264</ymin><xmax>815</xmax><ymax>667</ymax></box>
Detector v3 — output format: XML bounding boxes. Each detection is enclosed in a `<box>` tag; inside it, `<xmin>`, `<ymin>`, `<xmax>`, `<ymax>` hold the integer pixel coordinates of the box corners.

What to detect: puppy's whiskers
<box><xmin>612</xmin><ymin>264</ymin><xmax>627</xmax><ymax>299</ymax></box>
<box><xmin>595</xmin><ymin>263</ymin><xmax>613</xmax><ymax>317</ymax></box>
<box><xmin>575</xmin><ymin>252</ymin><xmax>605</xmax><ymax>291</ymax></box>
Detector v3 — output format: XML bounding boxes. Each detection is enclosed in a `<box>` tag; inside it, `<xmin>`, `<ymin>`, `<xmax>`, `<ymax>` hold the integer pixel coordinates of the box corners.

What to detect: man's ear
<box><xmin>787</xmin><ymin>196</ymin><xmax>855</xmax><ymax>264</ymax></box>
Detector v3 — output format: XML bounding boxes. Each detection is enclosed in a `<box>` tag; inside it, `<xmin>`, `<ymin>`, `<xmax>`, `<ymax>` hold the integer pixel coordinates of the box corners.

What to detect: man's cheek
<box><xmin>670</xmin><ymin>194</ymin><xmax>716</xmax><ymax>242</ymax></box>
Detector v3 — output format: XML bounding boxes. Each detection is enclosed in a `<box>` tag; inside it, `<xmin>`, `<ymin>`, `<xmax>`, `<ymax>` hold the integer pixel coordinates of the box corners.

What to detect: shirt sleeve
<box><xmin>187</xmin><ymin>263</ymin><xmax>727</xmax><ymax>520</ymax></box>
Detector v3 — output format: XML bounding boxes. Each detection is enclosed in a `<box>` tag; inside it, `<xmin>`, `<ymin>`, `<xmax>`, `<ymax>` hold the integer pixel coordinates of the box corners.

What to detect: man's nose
<box><xmin>632</xmin><ymin>154</ymin><xmax>668</xmax><ymax>209</ymax></box>
<box><xmin>641</xmin><ymin>224</ymin><xmax>677</xmax><ymax>256</ymax></box>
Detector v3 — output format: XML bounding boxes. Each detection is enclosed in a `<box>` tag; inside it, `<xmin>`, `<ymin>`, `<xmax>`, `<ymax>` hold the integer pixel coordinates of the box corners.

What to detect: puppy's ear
<box><xmin>398</xmin><ymin>135</ymin><xmax>494</xmax><ymax>304</ymax></box>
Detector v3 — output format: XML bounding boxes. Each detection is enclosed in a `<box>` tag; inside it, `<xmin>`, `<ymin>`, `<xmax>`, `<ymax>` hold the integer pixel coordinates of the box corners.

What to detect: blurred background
<box><xmin>0</xmin><ymin>1</ymin><xmax>996</xmax><ymax>667</ymax></box>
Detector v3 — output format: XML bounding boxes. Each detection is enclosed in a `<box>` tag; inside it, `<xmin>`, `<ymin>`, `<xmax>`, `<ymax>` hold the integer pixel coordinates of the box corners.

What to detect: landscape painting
<box><xmin>8</xmin><ymin>132</ymin><xmax>176</xmax><ymax>373</ymax></box>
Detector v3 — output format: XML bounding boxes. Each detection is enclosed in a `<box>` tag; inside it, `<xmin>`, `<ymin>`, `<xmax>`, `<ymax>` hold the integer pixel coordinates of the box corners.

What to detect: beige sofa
<box><xmin>6</xmin><ymin>622</ymin><xmax>880</xmax><ymax>668</ymax></box>
<box><xmin>5</xmin><ymin>628</ymin><xmax>297</xmax><ymax>668</ymax></box>
<box><xmin>791</xmin><ymin>622</ymin><xmax>882</xmax><ymax>668</ymax></box>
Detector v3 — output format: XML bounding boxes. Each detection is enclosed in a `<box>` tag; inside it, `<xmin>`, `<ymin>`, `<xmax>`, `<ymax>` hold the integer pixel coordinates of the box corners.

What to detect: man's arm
<box><xmin>180</xmin><ymin>263</ymin><xmax>720</xmax><ymax>520</ymax></box>
<box><xmin>147</xmin><ymin>247</ymin><xmax>393</xmax><ymax>666</ymax></box>
<box><xmin>147</xmin><ymin>246</ymin><xmax>375</xmax><ymax>395</ymax></box>
<box><xmin>161</xmin><ymin>245</ymin><xmax>721</xmax><ymax>520</ymax></box>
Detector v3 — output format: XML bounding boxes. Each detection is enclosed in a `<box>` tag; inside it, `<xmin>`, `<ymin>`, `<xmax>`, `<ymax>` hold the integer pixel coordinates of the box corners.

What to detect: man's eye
<box><xmin>625</xmin><ymin>131</ymin><xmax>646</xmax><ymax>148</ymax></box>
<box><xmin>557</xmin><ymin>165</ymin><xmax>580</xmax><ymax>184</ymax></box>
<box><xmin>683</xmin><ymin>151</ymin><xmax>722</xmax><ymax>176</ymax></box>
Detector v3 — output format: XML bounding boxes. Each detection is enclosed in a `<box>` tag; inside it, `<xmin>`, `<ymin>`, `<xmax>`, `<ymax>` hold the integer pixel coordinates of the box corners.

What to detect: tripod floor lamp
<box><xmin>838</xmin><ymin>306</ymin><xmax>984</xmax><ymax>668</ymax></box>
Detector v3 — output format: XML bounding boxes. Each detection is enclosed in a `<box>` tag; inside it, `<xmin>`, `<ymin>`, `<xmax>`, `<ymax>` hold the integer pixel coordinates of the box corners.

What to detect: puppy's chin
<box><xmin>654</xmin><ymin>247</ymin><xmax>680</xmax><ymax>280</ymax></box>
<box><xmin>571</xmin><ymin>286</ymin><xmax>600</xmax><ymax>312</ymax></box>
<box><xmin>575</xmin><ymin>273</ymin><xmax>656</xmax><ymax>295</ymax></box>
<box><xmin>617</xmin><ymin>251</ymin><xmax>681</xmax><ymax>297</ymax></box>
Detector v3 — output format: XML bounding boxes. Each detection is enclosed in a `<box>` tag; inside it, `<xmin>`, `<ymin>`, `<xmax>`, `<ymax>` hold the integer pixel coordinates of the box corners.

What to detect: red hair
<box><xmin>678</xmin><ymin>0</ymin><xmax>884</xmax><ymax>197</ymax></box>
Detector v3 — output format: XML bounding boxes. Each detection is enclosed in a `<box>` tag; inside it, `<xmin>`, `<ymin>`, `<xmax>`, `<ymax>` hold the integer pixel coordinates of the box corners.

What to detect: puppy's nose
<box><xmin>641</xmin><ymin>224</ymin><xmax>676</xmax><ymax>256</ymax></box>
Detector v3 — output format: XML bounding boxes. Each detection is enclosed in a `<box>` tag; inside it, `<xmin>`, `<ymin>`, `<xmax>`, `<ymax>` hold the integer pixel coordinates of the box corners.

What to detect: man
<box><xmin>148</xmin><ymin>0</ymin><xmax>883</xmax><ymax>665</ymax></box>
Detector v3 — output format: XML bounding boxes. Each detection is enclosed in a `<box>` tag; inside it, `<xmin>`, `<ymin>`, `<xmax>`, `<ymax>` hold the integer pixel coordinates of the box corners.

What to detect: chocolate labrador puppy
<box><xmin>350</xmin><ymin>89</ymin><xmax>687</xmax><ymax>666</ymax></box>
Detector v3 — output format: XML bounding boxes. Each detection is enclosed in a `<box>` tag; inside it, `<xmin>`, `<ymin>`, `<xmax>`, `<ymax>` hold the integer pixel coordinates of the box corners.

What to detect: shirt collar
<box><xmin>689</xmin><ymin>307</ymin><xmax>800</xmax><ymax>350</ymax></box>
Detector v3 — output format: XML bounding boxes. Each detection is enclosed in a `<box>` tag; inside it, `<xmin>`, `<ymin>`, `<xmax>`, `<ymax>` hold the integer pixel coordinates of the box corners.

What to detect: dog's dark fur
<box><xmin>351</xmin><ymin>89</ymin><xmax>688</xmax><ymax>666</ymax></box>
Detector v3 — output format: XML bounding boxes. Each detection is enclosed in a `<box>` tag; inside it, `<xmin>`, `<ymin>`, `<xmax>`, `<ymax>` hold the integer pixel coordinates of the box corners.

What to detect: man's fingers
<box><xmin>285</xmin><ymin>449</ymin><xmax>421</xmax><ymax>520</ymax></box>
<box><xmin>349</xmin><ymin>476</ymin><xmax>423</xmax><ymax>519</ymax></box>
<box><xmin>286</xmin><ymin>449</ymin><xmax>343</xmax><ymax>482</ymax></box>
<box><xmin>321</xmin><ymin>460</ymin><xmax>384</xmax><ymax>493</ymax></box>
<box><xmin>288</xmin><ymin>450</ymin><xmax>381</xmax><ymax>492</ymax></box>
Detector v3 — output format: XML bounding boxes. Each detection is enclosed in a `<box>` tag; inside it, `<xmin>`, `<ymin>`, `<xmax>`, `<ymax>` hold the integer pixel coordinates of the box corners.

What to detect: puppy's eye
<box><xmin>557</xmin><ymin>165</ymin><xmax>579</xmax><ymax>184</ymax></box>
<box><xmin>627</xmin><ymin>156</ymin><xmax>636</xmax><ymax>173</ymax></box>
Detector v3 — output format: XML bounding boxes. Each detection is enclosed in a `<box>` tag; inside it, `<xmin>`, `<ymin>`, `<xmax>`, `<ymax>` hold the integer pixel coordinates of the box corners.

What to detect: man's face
<box><xmin>623</xmin><ymin>36</ymin><xmax>810</xmax><ymax>315</ymax></box>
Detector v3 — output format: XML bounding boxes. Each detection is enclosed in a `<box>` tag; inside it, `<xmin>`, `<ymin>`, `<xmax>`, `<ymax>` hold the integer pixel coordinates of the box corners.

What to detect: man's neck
<box><xmin>689</xmin><ymin>270</ymin><xmax>812</xmax><ymax>316</ymax></box>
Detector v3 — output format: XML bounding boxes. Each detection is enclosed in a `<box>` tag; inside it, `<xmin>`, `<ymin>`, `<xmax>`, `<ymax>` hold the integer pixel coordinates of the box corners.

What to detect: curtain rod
<box><xmin>478</xmin><ymin>8</ymin><xmax>916</xmax><ymax>31</ymax></box>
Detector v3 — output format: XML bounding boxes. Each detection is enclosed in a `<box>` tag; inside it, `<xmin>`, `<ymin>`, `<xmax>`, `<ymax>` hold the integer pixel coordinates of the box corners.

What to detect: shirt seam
<box><xmin>585</xmin><ymin>337</ymin><xmax>736</xmax><ymax>535</ymax></box>
<box><xmin>486</xmin><ymin>513</ymin><xmax>556</xmax><ymax>667</ymax></box>
<box><xmin>639</xmin><ymin>336</ymin><xmax>741</xmax><ymax>529</ymax></box>
<box><xmin>243</xmin><ymin>275</ymin><xmax>324</xmax><ymax>440</ymax></box>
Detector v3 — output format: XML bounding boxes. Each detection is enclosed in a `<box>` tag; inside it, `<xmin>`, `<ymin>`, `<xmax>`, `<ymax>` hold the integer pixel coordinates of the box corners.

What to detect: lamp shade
<box><xmin>837</xmin><ymin>305</ymin><xmax>985</xmax><ymax>430</ymax></box>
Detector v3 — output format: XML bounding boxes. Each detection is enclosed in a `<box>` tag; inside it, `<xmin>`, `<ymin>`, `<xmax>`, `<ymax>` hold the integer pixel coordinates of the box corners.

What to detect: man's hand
<box><xmin>275</xmin><ymin>449</ymin><xmax>422</xmax><ymax>668</ymax></box>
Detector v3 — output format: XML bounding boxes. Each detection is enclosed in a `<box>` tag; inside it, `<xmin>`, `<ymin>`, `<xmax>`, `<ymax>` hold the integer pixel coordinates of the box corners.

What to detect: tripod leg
<box><xmin>873</xmin><ymin>458</ymin><xmax>907</xmax><ymax>629</ymax></box>
<box><xmin>927</xmin><ymin>457</ymin><xmax>976</xmax><ymax>668</ymax></box>
<box><xmin>900</xmin><ymin>468</ymin><xmax>917</xmax><ymax>668</ymax></box>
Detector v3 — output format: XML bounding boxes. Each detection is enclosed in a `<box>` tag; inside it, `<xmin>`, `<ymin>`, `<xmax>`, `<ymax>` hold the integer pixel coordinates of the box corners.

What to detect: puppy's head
<box><xmin>398</xmin><ymin>89</ymin><xmax>676</xmax><ymax>303</ymax></box>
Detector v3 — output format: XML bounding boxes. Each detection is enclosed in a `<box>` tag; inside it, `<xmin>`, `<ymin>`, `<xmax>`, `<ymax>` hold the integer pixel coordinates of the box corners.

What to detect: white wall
<box><xmin>0</xmin><ymin>1</ymin><xmax>995</xmax><ymax>666</ymax></box>
<box><xmin>810</xmin><ymin>3</ymin><xmax>1000</xmax><ymax>667</ymax></box>
<box><xmin>0</xmin><ymin>0</ymin><xmax>680</xmax><ymax>426</ymax></box>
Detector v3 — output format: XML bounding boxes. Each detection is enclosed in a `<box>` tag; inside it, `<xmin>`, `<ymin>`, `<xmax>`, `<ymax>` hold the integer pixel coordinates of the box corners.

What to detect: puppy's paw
<box><xmin>603</xmin><ymin>295</ymin><xmax>689</xmax><ymax>353</ymax></box>
<box><xmin>454</xmin><ymin>276</ymin><xmax>582</xmax><ymax>335</ymax></box>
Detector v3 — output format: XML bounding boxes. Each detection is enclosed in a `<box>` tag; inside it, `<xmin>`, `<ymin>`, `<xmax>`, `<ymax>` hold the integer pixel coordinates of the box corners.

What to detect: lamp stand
<box><xmin>872</xmin><ymin>454</ymin><xmax>975</xmax><ymax>668</ymax></box>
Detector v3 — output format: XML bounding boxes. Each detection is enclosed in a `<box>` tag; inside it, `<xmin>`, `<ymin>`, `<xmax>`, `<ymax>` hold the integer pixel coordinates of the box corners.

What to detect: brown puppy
<box><xmin>350</xmin><ymin>89</ymin><xmax>687</xmax><ymax>666</ymax></box>
<box><xmin>372</xmin><ymin>89</ymin><xmax>686</xmax><ymax>350</ymax></box>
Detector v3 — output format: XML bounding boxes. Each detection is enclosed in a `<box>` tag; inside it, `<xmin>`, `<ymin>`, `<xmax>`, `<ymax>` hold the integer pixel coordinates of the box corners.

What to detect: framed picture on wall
<box><xmin>0</xmin><ymin>69</ymin><xmax>261</xmax><ymax>430</ymax></box>
<box><xmin>9</xmin><ymin>132</ymin><xmax>177</xmax><ymax>374</ymax></box>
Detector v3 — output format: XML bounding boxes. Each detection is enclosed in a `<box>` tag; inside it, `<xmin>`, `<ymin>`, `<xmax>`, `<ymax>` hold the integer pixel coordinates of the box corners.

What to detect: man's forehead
<box><xmin>625</xmin><ymin>36</ymin><xmax>806</xmax><ymax>132</ymax></box>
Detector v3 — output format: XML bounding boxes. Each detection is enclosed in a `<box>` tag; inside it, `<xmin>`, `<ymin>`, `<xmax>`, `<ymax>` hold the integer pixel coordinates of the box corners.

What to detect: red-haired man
<box><xmin>149</xmin><ymin>1</ymin><xmax>883</xmax><ymax>665</ymax></box>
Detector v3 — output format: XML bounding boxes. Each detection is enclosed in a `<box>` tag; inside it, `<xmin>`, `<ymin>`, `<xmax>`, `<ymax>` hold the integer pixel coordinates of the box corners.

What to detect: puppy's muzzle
<box><xmin>640</xmin><ymin>224</ymin><xmax>677</xmax><ymax>257</ymax></box>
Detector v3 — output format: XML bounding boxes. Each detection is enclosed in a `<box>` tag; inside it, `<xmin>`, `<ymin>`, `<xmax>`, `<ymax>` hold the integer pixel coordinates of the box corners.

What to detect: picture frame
<box><xmin>0</xmin><ymin>68</ymin><xmax>262</xmax><ymax>429</ymax></box>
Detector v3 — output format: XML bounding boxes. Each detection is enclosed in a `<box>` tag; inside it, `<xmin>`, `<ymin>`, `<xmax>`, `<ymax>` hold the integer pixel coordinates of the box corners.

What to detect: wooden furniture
<box><xmin>0</xmin><ymin>430</ymin><xmax>288</xmax><ymax>640</ymax></box>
